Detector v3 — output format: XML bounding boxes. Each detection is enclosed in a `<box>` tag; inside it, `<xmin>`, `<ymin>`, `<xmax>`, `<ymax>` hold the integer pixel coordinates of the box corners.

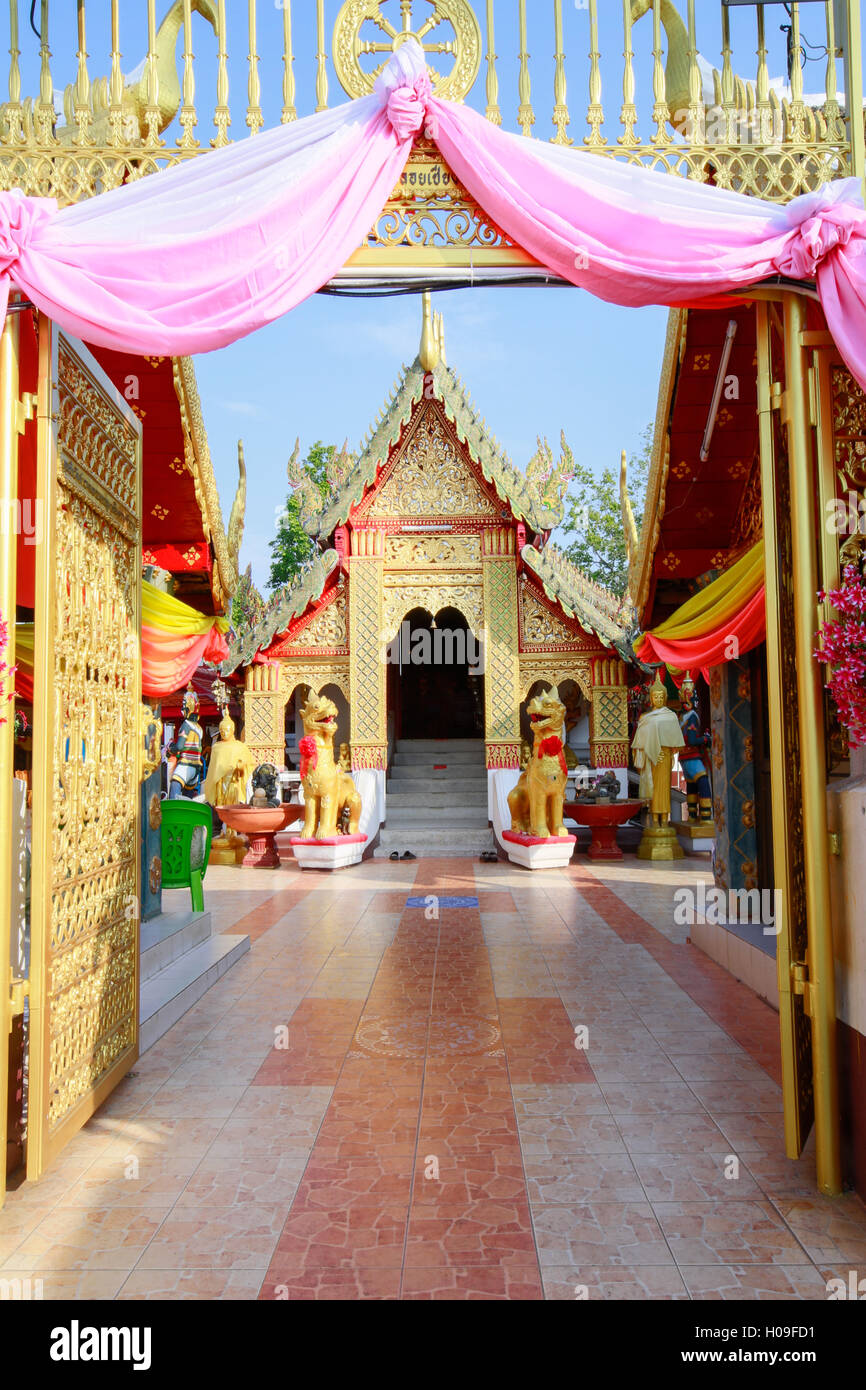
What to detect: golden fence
<box><xmin>0</xmin><ymin>1</ymin><xmax>860</xmax><ymax>206</ymax></box>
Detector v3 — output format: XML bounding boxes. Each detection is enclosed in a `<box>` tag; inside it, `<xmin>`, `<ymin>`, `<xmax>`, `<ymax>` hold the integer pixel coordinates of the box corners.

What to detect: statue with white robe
<box><xmin>631</xmin><ymin>675</ymin><xmax>685</xmax><ymax>827</ymax></box>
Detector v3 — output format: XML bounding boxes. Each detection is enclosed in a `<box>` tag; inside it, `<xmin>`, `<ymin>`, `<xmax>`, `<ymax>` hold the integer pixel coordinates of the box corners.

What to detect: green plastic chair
<box><xmin>160</xmin><ymin>800</ymin><xmax>213</xmax><ymax>913</ymax></box>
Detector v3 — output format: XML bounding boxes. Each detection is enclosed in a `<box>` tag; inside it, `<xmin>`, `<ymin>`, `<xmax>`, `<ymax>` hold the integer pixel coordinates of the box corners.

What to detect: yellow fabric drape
<box><xmin>645</xmin><ymin>541</ymin><xmax>763</xmax><ymax>643</ymax></box>
<box><xmin>14</xmin><ymin>622</ymin><xmax>34</xmax><ymax>678</ymax></box>
<box><xmin>142</xmin><ymin>580</ymin><xmax>230</xmax><ymax>636</ymax></box>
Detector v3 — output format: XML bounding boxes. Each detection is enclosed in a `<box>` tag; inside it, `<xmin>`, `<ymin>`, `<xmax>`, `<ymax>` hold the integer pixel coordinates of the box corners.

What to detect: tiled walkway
<box><xmin>3</xmin><ymin>856</ymin><xmax>866</xmax><ymax>1300</ymax></box>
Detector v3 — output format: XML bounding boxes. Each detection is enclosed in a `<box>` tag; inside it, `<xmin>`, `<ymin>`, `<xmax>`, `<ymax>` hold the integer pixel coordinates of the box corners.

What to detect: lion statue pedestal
<box><xmin>288</xmin><ymin>692</ymin><xmax>367</xmax><ymax>871</ymax></box>
<box><xmin>503</xmin><ymin>686</ymin><xmax>576</xmax><ymax>870</ymax></box>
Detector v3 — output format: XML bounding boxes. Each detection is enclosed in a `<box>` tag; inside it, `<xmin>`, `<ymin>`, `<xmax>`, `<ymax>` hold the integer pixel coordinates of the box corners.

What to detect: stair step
<box><xmin>394</xmin><ymin>761</ymin><xmax>489</xmax><ymax>772</ymax></box>
<box><xmin>140</xmin><ymin>908</ymin><xmax>212</xmax><ymax>984</ymax></box>
<box><xmin>390</xmin><ymin>765</ymin><xmax>485</xmax><ymax>781</ymax></box>
<box><xmin>387</xmin><ymin>788</ymin><xmax>488</xmax><ymax>806</ymax></box>
<box><xmin>395</xmin><ymin>740</ymin><xmax>485</xmax><ymax>752</ymax></box>
<box><xmin>386</xmin><ymin>807</ymin><xmax>490</xmax><ymax>826</ymax></box>
<box><xmin>376</xmin><ymin>825</ymin><xmax>496</xmax><ymax>858</ymax></box>
<box><xmin>139</xmin><ymin>933</ymin><xmax>250</xmax><ymax>1053</ymax></box>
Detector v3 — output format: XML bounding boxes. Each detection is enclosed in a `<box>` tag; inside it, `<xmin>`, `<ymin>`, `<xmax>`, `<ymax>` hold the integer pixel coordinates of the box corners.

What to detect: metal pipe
<box><xmin>700</xmin><ymin>320</ymin><xmax>738</xmax><ymax>461</ymax></box>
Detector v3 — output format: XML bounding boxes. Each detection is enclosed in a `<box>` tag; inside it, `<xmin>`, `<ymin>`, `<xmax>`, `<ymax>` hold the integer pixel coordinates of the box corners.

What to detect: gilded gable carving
<box><xmin>521</xmin><ymin>587</ymin><xmax>585</xmax><ymax>647</ymax></box>
<box><xmin>287</xmin><ymin>588</ymin><xmax>347</xmax><ymax>650</ymax></box>
<box><xmin>385</xmin><ymin>533</ymin><xmax>481</xmax><ymax>568</ymax></box>
<box><xmin>382</xmin><ymin>581</ymin><xmax>484</xmax><ymax>642</ymax></box>
<box><xmin>369</xmin><ymin>410</ymin><xmax>498</xmax><ymax>519</ymax></box>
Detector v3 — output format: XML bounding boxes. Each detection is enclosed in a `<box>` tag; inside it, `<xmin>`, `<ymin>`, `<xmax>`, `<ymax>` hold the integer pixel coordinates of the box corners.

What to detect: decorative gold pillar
<box><xmin>589</xmin><ymin>656</ymin><xmax>629</xmax><ymax>769</ymax></box>
<box><xmin>243</xmin><ymin>661</ymin><xmax>284</xmax><ymax>765</ymax></box>
<box><xmin>844</xmin><ymin>0</ymin><xmax>866</xmax><ymax>197</ymax></box>
<box><xmin>757</xmin><ymin>300</ymin><xmax>815</xmax><ymax>1164</ymax></box>
<box><xmin>348</xmin><ymin>531</ymin><xmax>387</xmax><ymax>771</ymax></box>
<box><xmin>782</xmin><ymin>291</ymin><xmax>842</xmax><ymax>1196</ymax></box>
<box><xmin>482</xmin><ymin>531</ymin><xmax>521</xmax><ymax>768</ymax></box>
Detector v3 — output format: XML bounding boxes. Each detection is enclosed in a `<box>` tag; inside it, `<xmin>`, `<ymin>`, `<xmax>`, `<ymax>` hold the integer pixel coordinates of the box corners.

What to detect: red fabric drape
<box><xmin>636</xmin><ymin>586</ymin><xmax>766</xmax><ymax>679</ymax></box>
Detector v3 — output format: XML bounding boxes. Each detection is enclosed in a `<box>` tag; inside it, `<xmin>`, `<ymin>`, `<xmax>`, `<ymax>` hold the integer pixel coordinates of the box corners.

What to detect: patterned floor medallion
<box><xmin>351</xmin><ymin>1014</ymin><xmax>503</xmax><ymax>1060</ymax></box>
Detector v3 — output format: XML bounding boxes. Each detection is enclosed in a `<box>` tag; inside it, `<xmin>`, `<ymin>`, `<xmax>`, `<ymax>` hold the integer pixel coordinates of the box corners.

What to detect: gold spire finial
<box><xmin>435</xmin><ymin>310</ymin><xmax>446</xmax><ymax>367</ymax></box>
<box><xmin>620</xmin><ymin>448</ymin><xmax>639</xmax><ymax>568</ymax></box>
<box><xmin>419</xmin><ymin>290</ymin><xmax>440</xmax><ymax>372</ymax></box>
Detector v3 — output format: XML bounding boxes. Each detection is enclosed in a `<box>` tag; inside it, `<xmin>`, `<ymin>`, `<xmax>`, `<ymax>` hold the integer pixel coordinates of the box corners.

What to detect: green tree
<box><xmin>268</xmin><ymin>441</ymin><xmax>334</xmax><ymax>590</ymax></box>
<box><xmin>561</xmin><ymin>424</ymin><xmax>652</xmax><ymax>596</ymax></box>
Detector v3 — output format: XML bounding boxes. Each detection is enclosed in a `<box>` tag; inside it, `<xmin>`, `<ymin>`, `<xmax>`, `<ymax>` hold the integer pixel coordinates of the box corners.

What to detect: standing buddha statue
<box><xmin>202</xmin><ymin>709</ymin><xmax>257</xmax><ymax>864</ymax></box>
<box><xmin>631</xmin><ymin>672</ymin><xmax>685</xmax><ymax>860</ymax></box>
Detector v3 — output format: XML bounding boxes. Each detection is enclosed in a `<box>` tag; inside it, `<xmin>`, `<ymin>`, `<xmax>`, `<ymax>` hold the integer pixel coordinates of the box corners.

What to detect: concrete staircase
<box><xmin>375</xmin><ymin>739</ymin><xmax>496</xmax><ymax>859</ymax></box>
<box><xmin>139</xmin><ymin>906</ymin><xmax>250</xmax><ymax>1053</ymax></box>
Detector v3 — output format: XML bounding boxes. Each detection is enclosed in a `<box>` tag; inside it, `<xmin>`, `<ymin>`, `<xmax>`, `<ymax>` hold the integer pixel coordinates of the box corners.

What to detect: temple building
<box><xmin>223</xmin><ymin>301</ymin><xmax>632</xmax><ymax>855</ymax></box>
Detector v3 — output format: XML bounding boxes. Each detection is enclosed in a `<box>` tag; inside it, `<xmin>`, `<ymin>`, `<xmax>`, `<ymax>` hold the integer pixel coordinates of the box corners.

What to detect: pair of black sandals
<box><xmin>389</xmin><ymin>850</ymin><xmax>417</xmax><ymax>861</ymax></box>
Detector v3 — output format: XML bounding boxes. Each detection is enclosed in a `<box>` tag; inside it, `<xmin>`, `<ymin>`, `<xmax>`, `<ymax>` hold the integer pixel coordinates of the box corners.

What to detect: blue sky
<box><xmin>23</xmin><ymin>2</ymin><xmax>816</xmax><ymax>590</ymax></box>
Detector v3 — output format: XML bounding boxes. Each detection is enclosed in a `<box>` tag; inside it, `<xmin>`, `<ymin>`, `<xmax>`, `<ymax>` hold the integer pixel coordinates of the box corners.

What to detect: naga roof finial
<box><xmin>419</xmin><ymin>290</ymin><xmax>441</xmax><ymax>372</ymax></box>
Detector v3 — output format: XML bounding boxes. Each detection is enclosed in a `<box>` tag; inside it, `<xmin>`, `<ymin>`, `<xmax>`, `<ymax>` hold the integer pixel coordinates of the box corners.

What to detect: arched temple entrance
<box><xmin>388</xmin><ymin>606</ymin><xmax>484</xmax><ymax>741</ymax></box>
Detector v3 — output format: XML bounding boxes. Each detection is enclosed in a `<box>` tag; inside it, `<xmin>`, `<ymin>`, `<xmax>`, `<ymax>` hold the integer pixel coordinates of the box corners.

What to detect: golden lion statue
<box><xmin>297</xmin><ymin>692</ymin><xmax>362</xmax><ymax>840</ymax></box>
<box><xmin>508</xmin><ymin>686</ymin><xmax>570</xmax><ymax>838</ymax></box>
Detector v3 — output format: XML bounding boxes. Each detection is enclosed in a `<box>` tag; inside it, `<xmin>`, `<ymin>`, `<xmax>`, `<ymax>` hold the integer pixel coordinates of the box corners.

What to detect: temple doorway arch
<box><xmin>387</xmin><ymin>605</ymin><xmax>484</xmax><ymax>741</ymax></box>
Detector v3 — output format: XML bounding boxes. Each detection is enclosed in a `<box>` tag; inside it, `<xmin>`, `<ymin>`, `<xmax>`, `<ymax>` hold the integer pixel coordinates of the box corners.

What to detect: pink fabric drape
<box><xmin>0</xmin><ymin>40</ymin><xmax>865</xmax><ymax>390</ymax></box>
<box><xmin>141</xmin><ymin>625</ymin><xmax>229</xmax><ymax>699</ymax></box>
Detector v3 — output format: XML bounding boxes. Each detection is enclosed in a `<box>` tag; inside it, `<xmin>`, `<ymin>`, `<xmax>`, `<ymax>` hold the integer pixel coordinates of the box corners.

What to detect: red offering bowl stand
<box><xmin>216</xmin><ymin>804</ymin><xmax>302</xmax><ymax>868</ymax></box>
<box><xmin>564</xmin><ymin>800</ymin><xmax>643</xmax><ymax>860</ymax></box>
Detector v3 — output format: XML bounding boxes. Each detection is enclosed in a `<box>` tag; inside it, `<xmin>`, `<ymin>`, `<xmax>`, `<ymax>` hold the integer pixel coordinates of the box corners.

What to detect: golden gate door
<box><xmin>27</xmin><ymin>319</ymin><xmax>142</xmax><ymax>1178</ymax></box>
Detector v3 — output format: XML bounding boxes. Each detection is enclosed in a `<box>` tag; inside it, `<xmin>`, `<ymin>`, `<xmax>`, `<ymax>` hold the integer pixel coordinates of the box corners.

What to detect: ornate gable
<box><xmin>520</xmin><ymin>584</ymin><xmax>595</xmax><ymax>650</ymax></box>
<box><xmin>362</xmin><ymin>403</ymin><xmax>500</xmax><ymax>521</ymax></box>
<box><xmin>264</xmin><ymin>584</ymin><xmax>348</xmax><ymax>660</ymax></box>
<box><xmin>286</xmin><ymin>587</ymin><xmax>347</xmax><ymax>651</ymax></box>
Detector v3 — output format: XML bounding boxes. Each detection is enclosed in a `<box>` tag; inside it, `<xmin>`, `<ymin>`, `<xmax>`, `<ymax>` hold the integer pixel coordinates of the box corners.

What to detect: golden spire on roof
<box><xmin>620</xmin><ymin>448</ymin><xmax>639</xmax><ymax>567</ymax></box>
<box><xmin>419</xmin><ymin>290</ymin><xmax>446</xmax><ymax>372</ymax></box>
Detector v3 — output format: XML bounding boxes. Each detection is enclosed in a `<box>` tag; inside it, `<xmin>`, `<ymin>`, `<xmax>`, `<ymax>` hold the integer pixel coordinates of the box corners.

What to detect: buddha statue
<box><xmin>202</xmin><ymin>711</ymin><xmax>257</xmax><ymax>864</ymax></box>
<box><xmin>631</xmin><ymin>672</ymin><xmax>685</xmax><ymax>859</ymax></box>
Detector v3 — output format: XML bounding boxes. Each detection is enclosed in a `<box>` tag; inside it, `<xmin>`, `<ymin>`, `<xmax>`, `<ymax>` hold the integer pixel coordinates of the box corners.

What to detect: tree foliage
<box><xmin>560</xmin><ymin>424</ymin><xmax>652</xmax><ymax>596</ymax></box>
<box><xmin>268</xmin><ymin>441</ymin><xmax>336</xmax><ymax>591</ymax></box>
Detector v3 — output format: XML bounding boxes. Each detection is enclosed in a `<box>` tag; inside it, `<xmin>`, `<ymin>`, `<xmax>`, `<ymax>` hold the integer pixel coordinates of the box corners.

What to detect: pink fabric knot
<box><xmin>0</xmin><ymin>189</ymin><xmax>56</xmax><ymax>276</ymax></box>
<box><xmin>386</xmin><ymin>69</ymin><xmax>436</xmax><ymax>141</ymax></box>
<box><xmin>376</xmin><ymin>38</ymin><xmax>438</xmax><ymax>142</ymax></box>
<box><xmin>777</xmin><ymin>183</ymin><xmax>865</xmax><ymax>280</ymax></box>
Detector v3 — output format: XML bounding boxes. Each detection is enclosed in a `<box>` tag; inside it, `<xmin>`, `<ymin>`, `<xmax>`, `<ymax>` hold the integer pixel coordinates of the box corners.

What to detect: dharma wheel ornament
<box><xmin>333</xmin><ymin>0</ymin><xmax>482</xmax><ymax>103</ymax></box>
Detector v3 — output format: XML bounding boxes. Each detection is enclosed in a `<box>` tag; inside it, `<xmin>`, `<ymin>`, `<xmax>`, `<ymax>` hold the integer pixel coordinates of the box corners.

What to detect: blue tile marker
<box><xmin>406</xmin><ymin>896</ymin><xmax>479</xmax><ymax>909</ymax></box>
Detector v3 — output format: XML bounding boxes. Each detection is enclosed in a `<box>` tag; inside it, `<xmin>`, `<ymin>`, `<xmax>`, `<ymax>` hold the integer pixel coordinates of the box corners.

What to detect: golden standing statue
<box><xmin>631</xmin><ymin>673</ymin><xmax>685</xmax><ymax>860</ymax></box>
<box><xmin>202</xmin><ymin>711</ymin><xmax>257</xmax><ymax>864</ymax></box>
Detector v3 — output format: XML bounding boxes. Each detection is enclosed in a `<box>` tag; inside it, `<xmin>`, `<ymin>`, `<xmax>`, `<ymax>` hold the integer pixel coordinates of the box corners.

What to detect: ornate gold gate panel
<box><xmin>27</xmin><ymin>320</ymin><xmax>142</xmax><ymax>1178</ymax></box>
<box><xmin>757</xmin><ymin>296</ymin><xmax>842</xmax><ymax>1193</ymax></box>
